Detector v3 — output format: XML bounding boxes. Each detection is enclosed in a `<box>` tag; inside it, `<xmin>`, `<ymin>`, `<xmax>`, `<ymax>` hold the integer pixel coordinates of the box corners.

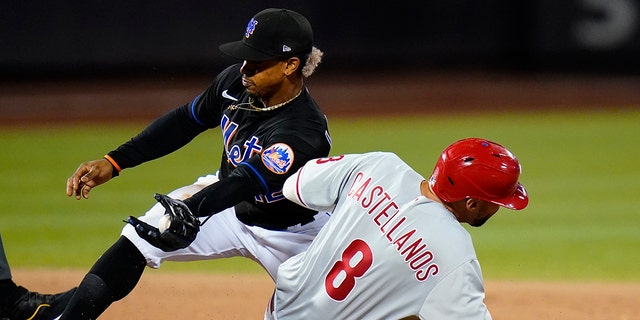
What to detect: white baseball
<box><xmin>158</xmin><ymin>214</ymin><xmax>172</xmax><ymax>233</ymax></box>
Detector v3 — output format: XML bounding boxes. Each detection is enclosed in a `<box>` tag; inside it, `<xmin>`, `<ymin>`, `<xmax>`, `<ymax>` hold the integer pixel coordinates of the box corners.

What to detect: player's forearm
<box><xmin>183</xmin><ymin>172</ymin><xmax>260</xmax><ymax>217</ymax></box>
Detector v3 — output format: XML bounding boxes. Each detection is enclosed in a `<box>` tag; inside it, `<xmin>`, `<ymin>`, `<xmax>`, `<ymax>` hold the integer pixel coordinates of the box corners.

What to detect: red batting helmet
<box><xmin>429</xmin><ymin>138</ymin><xmax>528</xmax><ymax>210</ymax></box>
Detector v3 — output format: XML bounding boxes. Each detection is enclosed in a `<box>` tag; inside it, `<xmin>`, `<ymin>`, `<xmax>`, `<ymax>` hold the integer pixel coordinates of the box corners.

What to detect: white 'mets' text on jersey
<box><xmin>275</xmin><ymin>152</ymin><xmax>492</xmax><ymax>320</ymax></box>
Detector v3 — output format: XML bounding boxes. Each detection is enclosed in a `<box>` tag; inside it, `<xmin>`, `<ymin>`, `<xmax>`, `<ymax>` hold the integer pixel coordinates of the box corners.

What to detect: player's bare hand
<box><xmin>66</xmin><ymin>158</ymin><xmax>114</xmax><ymax>200</ymax></box>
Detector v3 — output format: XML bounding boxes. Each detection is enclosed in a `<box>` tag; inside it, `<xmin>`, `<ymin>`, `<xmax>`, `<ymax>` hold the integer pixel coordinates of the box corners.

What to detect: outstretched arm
<box><xmin>65</xmin><ymin>104</ymin><xmax>208</xmax><ymax>200</ymax></box>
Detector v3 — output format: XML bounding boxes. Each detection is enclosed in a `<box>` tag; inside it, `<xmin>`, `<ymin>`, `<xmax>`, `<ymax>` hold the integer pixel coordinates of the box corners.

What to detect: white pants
<box><xmin>121</xmin><ymin>174</ymin><xmax>330</xmax><ymax>280</ymax></box>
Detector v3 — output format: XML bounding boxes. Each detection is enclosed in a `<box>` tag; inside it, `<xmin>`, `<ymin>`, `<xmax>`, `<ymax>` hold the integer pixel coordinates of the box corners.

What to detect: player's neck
<box><xmin>421</xmin><ymin>180</ymin><xmax>440</xmax><ymax>203</ymax></box>
<box><xmin>263</xmin><ymin>81</ymin><xmax>303</xmax><ymax>108</ymax></box>
<box><xmin>422</xmin><ymin>181</ymin><xmax>457</xmax><ymax>217</ymax></box>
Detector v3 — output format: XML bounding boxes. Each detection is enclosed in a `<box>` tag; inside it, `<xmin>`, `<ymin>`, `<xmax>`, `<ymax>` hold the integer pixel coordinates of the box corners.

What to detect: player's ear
<box><xmin>465</xmin><ymin>198</ymin><xmax>479</xmax><ymax>211</ymax></box>
<box><xmin>283</xmin><ymin>57</ymin><xmax>301</xmax><ymax>75</ymax></box>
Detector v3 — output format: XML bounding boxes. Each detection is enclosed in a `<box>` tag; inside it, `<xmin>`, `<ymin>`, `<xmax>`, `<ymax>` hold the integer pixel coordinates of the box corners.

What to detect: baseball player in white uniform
<box><xmin>265</xmin><ymin>138</ymin><xmax>529</xmax><ymax>320</ymax></box>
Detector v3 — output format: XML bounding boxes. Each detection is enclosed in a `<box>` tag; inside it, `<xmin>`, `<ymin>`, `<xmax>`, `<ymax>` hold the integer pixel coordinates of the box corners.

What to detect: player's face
<box><xmin>240</xmin><ymin>59</ymin><xmax>288</xmax><ymax>99</ymax></box>
<box><xmin>449</xmin><ymin>198</ymin><xmax>500</xmax><ymax>227</ymax></box>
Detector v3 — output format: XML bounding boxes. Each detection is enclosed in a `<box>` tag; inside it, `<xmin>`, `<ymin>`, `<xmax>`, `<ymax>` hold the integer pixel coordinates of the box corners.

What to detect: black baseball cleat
<box><xmin>3</xmin><ymin>286</ymin><xmax>76</xmax><ymax>320</ymax></box>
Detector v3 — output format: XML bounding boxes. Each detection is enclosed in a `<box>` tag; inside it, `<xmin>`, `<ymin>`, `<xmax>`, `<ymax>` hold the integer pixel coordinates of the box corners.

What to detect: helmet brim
<box><xmin>490</xmin><ymin>183</ymin><xmax>528</xmax><ymax>210</ymax></box>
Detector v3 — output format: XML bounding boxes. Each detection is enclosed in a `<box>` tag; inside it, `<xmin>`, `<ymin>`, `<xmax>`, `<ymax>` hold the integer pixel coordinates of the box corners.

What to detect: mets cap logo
<box><xmin>262</xmin><ymin>143</ymin><xmax>294</xmax><ymax>174</ymax></box>
<box><xmin>245</xmin><ymin>18</ymin><xmax>258</xmax><ymax>38</ymax></box>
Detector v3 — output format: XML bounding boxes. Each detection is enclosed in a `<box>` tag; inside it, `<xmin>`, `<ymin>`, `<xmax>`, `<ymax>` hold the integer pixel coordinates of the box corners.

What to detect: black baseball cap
<box><xmin>219</xmin><ymin>8</ymin><xmax>313</xmax><ymax>61</ymax></box>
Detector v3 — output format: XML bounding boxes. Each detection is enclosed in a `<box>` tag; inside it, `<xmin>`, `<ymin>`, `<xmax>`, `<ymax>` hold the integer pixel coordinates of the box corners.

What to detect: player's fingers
<box><xmin>77</xmin><ymin>169</ymin><xmax>99</xmax><ymax>199</ymax></box>
<box><xmin>70</xmin><ymin>178</ymin><xmax>84</xmax><ymax>200</ymax></box>
<box><xmin>66</xmin><ymin>165</ymin><xmax>91</xmax><ymax>199</ymax></box>
<box><xmin>65</xmin><ymin>176</ymin><xmax>75</xmax><ymax>197</ymax></box>
<box><xmin>66</xmin><ymin>173</ymin><xmax>85</xmax><ymax>198</ymax></box>
<box><xmin>81</xmin><ymin>184</ymin><xmax>92</xmax><ymax>199</ymax></box>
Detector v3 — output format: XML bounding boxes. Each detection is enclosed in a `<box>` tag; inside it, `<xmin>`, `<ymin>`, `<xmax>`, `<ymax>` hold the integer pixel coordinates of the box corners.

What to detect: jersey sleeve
<box><xmin>106</xmin><ymin>103</ymin><xmax>208</xmax><ymax>169</ymax></box>
<box><xmin>283</xmin><ymin>154</ymin><xmax>355</xmax><ymax>212</ymax></box>
<box><xmin>105</xmin><ymin>65</ymin><xmax>241</xmax><ymax>170</ymax></box>
<box><xmin>418</xmin><ymin>259</ymin><xmax>492</xmax><ymax>320</ymax></box>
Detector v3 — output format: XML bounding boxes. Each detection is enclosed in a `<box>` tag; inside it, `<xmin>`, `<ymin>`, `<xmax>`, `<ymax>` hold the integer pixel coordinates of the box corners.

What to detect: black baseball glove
<box><xmin>126</xmin><ymin>193</ymin><xmax>201</xmax><ymax>252</ymax></box>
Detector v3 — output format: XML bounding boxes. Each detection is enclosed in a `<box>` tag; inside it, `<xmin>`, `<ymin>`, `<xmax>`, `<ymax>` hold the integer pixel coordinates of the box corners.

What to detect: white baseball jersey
<box><xmin>271</xmin><ymin>152</ymin><xmax>492</xmax><ymax>320</ymax></box>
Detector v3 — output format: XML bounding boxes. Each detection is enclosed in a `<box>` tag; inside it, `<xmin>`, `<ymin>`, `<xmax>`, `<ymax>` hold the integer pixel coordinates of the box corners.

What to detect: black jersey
<box><xmin>107</xmin><ymin>63</ymin><xmax>332</xmax><ymax>229</ymax></box>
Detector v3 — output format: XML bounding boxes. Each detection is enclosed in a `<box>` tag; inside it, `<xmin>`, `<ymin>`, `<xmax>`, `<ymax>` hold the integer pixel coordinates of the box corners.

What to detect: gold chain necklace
<box><xmin>228</xmin><ymin>89</ymin><xmax>302</xmax><ymax>112</ymax></box>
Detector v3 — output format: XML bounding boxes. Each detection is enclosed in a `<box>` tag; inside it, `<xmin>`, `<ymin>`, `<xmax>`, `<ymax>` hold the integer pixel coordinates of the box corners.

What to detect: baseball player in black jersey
<box><xmin>60</xmin><ymin>8</ymin><xmax>330</xmax><ymax>319</ymax></box>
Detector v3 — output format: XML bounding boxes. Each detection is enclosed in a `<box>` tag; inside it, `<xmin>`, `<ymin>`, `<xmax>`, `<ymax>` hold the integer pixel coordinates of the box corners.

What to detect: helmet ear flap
<box><xmin>429</xmin><ymin>138</ymin><xmax>528</xmax><ymax>210</ymax></box>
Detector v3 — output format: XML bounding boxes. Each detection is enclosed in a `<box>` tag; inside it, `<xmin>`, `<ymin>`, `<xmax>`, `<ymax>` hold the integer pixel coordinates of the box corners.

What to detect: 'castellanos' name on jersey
<box><xmin>347</xmin><ymin>171</ymin><xmax>440</xmax><ymax>282</ymax></box>
<box><xmin>221</xmin><ymin>114</ymin><xmax>295</xmax><ymax>203</ymax></box>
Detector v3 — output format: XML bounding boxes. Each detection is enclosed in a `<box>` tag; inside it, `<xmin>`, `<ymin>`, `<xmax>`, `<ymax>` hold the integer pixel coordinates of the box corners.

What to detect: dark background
<box><xmin>2</xmin><ymin>0</ymin><xmax>640</xmax><ymax>80</ymax></box>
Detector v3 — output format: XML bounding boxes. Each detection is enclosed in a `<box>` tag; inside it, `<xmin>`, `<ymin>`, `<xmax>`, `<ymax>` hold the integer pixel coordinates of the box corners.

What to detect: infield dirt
<box><xmin>13</xmin><ymin>269</ymin><xmax>640</xmax><ymax>319</ymax></box>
